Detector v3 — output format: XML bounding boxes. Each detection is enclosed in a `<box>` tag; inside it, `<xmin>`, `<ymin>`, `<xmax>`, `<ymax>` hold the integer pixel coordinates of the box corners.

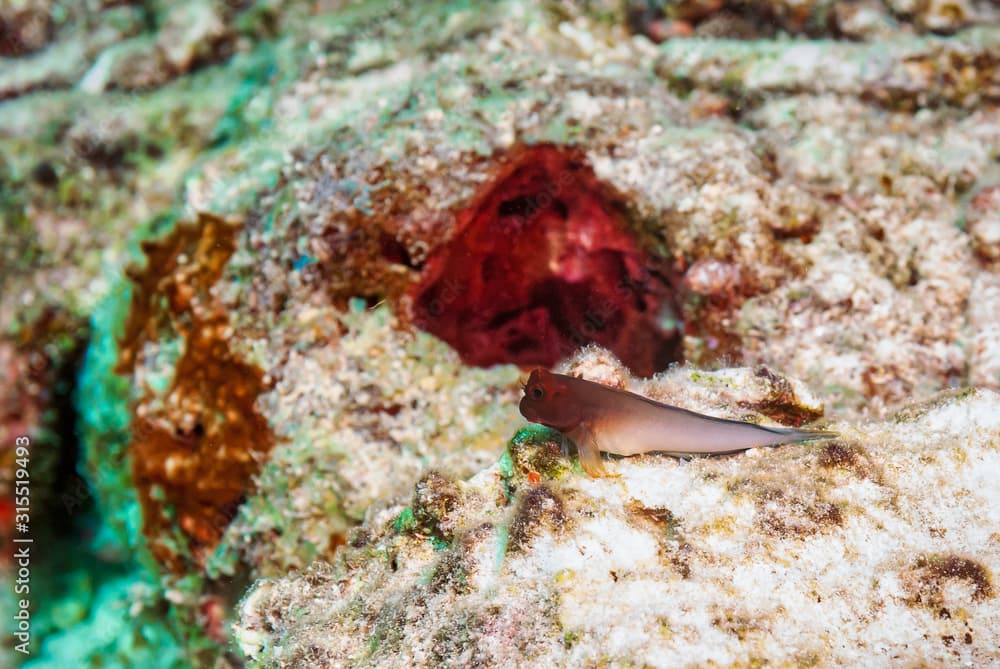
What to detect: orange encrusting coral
<box><xmin>117</xmin><ymin>213</ymin><xmax>274</xmax><ymax>569</ymax></box>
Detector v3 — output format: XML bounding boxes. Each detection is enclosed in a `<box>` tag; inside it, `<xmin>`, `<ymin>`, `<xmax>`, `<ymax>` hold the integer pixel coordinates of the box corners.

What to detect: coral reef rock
<box><xmin>236</xmin><ymin>357</ymin><xmax>1000</xmax><ymax>668</ymax></box>
<box><xmin>5</xmin><ymin>0</ymin><xmax>1000</xmax><ymax>665</ymax></box>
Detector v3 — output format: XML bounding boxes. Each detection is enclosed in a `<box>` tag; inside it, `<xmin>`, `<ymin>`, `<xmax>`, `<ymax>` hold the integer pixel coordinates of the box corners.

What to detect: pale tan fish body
<box><xmin>518</xmin><ymin>368</ymin><xmax>836</xmax><ymax>477</ymax></box>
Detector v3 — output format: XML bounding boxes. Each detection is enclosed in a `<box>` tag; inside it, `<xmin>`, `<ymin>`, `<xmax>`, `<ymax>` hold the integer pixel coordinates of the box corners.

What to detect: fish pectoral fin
<box><xmin>579</xmin><ymin>442</ymin><xmax>611</xmax><ymax>478</ymax></box>
<box><xmin>573</xmin><ymin>425</ymin><xmax>617</xmax><ymax>478</ymax></box>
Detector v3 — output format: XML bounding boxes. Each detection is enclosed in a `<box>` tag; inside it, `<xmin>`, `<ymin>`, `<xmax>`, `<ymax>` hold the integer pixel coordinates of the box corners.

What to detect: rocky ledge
<box><xmin>235</xmin><ymin>350</ymin><xmax>1000</xmax><ymax>668</ymax></box>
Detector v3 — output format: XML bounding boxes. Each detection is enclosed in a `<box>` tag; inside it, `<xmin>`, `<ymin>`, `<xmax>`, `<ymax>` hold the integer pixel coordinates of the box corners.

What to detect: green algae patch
<box><xmin>689</xmin><ymin>370</ymin><xmax>735</xmax><ymax>387</ymax></box>
<box><xmin>507</xmin><ymin>425</ymin><xmax>572</xmax><ymax>480</ymax></box>
<box><xmin>510</xmin><ymin>424</ymin><xmax>562</xmax><ymax>447</ymax></box>
<box><xmin>498</xmin><ymin>448</ymin><xmax>515</xmax><ymax>480</ymax></box>
<box><xmin>493</xmin><ymin>524</ymin><xmax>510</xmax><ymax>569</ymax></box>
<box><xmin>497</xmin><ymin>448</ymin><xmax>516</xmax><ymax>505</ymax></box>
<box><xmin>394</xmin><ymin>507</ymin><xmax>418</xmax><ymax>534</ymax></box>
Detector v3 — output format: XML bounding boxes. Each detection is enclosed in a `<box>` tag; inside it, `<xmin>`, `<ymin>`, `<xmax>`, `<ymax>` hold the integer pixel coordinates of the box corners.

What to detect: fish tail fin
<box><xmin>774</xmin><ymin>427</ymin><xmax>838</xmax><ymax>443</ymax></box>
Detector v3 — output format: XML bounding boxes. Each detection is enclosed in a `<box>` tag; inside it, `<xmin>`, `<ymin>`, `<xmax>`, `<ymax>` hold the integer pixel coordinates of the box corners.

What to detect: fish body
<box><xmin>518</xmin><ymin>368</ymin><xmax>836</xmax><ymax>476</ymax></box>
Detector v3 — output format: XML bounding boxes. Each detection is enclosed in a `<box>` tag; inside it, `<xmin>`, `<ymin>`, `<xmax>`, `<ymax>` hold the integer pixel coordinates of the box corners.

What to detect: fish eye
<box><xmin>530</xmin><ymin>385</ymin><xmax>545</xmax><ymax>400</ymax></box>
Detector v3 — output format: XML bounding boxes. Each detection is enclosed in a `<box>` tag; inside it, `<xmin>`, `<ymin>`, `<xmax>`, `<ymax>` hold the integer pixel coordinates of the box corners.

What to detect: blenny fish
<box><xmin>518</xmin><ymin>368</ymin><xmax>836</xmax><ymax>477</ymax></box>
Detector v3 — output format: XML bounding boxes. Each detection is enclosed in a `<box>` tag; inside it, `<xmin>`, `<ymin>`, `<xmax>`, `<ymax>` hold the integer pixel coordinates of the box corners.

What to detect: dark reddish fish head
<box><xmin>519</xmin><ymin>368</ymin><xmax>583</xmax><ymax>433</ymax></box>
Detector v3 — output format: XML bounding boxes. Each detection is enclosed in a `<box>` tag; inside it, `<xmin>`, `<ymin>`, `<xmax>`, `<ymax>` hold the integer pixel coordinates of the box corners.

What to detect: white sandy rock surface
<box><xmin>235</xmin><ymin>353</ymin><xmax>999</xmax><ymax>668</ymax></box>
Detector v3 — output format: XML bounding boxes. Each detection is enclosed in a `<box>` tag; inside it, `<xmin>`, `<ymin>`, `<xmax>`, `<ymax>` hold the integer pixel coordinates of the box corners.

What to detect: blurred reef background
<box><xmin>1</xmin><ymin>0</ymin><xmax>999</xmax><ymax>667</ymax></box>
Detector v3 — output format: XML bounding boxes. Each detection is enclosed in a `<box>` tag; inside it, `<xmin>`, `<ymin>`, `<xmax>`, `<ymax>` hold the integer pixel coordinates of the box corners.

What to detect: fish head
<box><xmin>519</xmin><ymin>368</ymin><xmax>582</xmax><ymax>432</ymax></box>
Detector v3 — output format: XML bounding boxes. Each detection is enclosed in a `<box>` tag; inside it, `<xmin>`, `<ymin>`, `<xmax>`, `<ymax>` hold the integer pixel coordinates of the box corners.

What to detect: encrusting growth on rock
<box><xmin>117</xmin><ymin>212</ymin><xmax>275</xmax><ymax>569</ymax></box>
<box><xmin>408</xmin><ymin>145</ymin><xmax>682</xmax><ymax>377</ymax></box>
